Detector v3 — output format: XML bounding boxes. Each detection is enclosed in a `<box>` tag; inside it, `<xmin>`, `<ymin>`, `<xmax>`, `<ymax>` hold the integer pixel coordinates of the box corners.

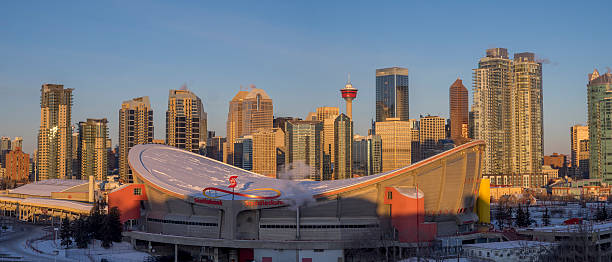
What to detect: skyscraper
<box><xmin>473</xmin><ymin>48</ymin><xmax>543</xmax><ymax>177</ymax></box>
<box><xmin>119</xmin><ymin>96</ymin><xmax>154</xmax><ymax>183</ymax></box>
<box><xmin>317</xmin><ymin>107</ymin><xmax>340</xmax><ymax>166</ymax></box>
<box><xmin>79</xmin><ymin>118</ymin><xmax>108</xmax><ymax>181</ymax></box>
<box><xmin>233</xmin><ymin>136</ymin><xmax>253</xmax><ymax>171</ymax></box>
<box><xmin>0</xmin><ymin>136</ymin><xmax>10</xmax><ymax>168</ymax></box>
<box><xmin>511</xmin><ymin>52</ymin><xmax>543</xmax><ymax>176</ymax></box>
<box><xmin>588</xmin><ymin>69</ymin><xmax>612</xmax><ymax>183</ymax></box>
<box><xmin>419</xmin><ymin>116</ymin><xmax>446</xmax><ymax>159</ymax></box>
<box><xmin>37</xmin><ymin>84</ymin><xmax>73</xmax><ymax>180</ymax></box>
<box><xmin>376</xmin><ymin>67</ymin><xmax>409</xmax><ymax>122</ymax></box>
<box><xmin>570</xmin><ymin>124</ymin><xmax>589</xmax><ymax>176</ymax></box>
<box><xmin>166</xmin><ymin>88</ymin><xmax>207</xmax><ymax>154</ymax></box>
<box><xmin>11</xmin><ymin>137</ymin><xmax>23</xmax><ymax>151</ymax></box>
<box><xmin>252</xmin><ymin>129</ymin><xmax>276</xmax><ymax>178</ymax></box>
<box><xmin>226</xmin><ymin>87</ymin><xmax>273</xmax><ymax>165</ymax></box>
<box><xmin>285</xmin><ymin>120</ymin><xmax>322</xmax><ymax>180</ymax></box>
<box><xmin>449</xmin><ymin>78</ymin><xmax>469</xmax><ymax>145</ymax></box>
<box><xmin>376</xmin><ymin>118</ymin><xmax>412</xmax><ymax>172</ymax></box>
<box><xmin>353</xmin><ymin>134</ymin><xmax>382</xmax><ymax>176</ymax></box>
<box><xmin>334</xmin><ymin>114</ymin><xmax>353</xmax><ymax>180</ymax></box>
<box><xmin>205</xmin><ymin>136</ymin><xmax>226</xmax><ymax>162</ymax></box>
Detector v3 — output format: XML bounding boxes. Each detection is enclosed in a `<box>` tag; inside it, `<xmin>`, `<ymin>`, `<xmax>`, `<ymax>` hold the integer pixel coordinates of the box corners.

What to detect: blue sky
<box><xmin>1</xmin><ymin>1</ymin><xmax>611</xmax><ymax>155</ymax></box>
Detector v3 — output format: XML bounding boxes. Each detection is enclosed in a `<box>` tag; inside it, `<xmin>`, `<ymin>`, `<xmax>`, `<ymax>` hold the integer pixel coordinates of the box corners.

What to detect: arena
<box><xmin>114</xmin><ymin>140</ymin><xmax>486</xmax><ymax>262</ymax></box>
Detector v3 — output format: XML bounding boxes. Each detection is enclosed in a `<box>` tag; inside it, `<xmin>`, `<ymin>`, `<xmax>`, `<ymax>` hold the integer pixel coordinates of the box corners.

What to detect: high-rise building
<box><xmin>166</xmin><ymin>88</ymin><xmax>207</xmax><ymax>154</ymax></box>
<box><xmin>334</xmin><ymin>114</ymin><xmax>353</xmax><ymax>180</ymax></box>
<box><xmin>588</xmin><ymin>69</ymin><xmax>612</xmax><ymax>183</ymax></box>
<box><xmin>6</xmin><ymin>147</ymin><xmax>29</xmax><ymax>182</ymax></box>
<box><xmin>511</xmin><ymin>52</ymin><xmax>544</xmax><ymax>176</ymax></box>
<box><xmin>316</xmin><ymin>107</ymin><xmax>340</xmax><ymax>123</ymax></box>
<box><xmin>353</xmin><ymin>134</ymin><xmax>382</xmax><ymax>176</ymax></box>
<box><xmin>119</xmin><ymin>96</ymin><xmax>154</xmax><ymax>183</ymax></box>
<box><xmin>473</xmin><ymin>48</ymin><xmax>543</xmax><ymax>177</ymax></box>
<box><xmin>285</xmin><ymin>120</ymin><xmax>322</xmax><ymax>180</ymax></box>
<box><xmin>376</xmin><ymin>67</ymin><xmax>409</xmax><ymax>122</ymax></box>
<box><xmin>71</xmin><ymin>131</ymin><xmax>80</xmax><ymax>178</ymax></box>
<box><xmin>376</xmin><ymin>118</ymin><xmax>412</xmax><ymax>172</ymax></box>
<box><xmin>11</xmin><ymin>137</ymin><xmax>23</xmax><ymax>151</ymax></box>
<box><xmin>0</xmin><ymin>136</ymin><xmax>10</xmax><ymax>168</ymax></box>
<box><xmin>206</xmin><ymin>136</ymin><xmax>226</xmax><ymax>162</ymax></box>
<box><xmin>571</xmin><ymin>125</ymin><xmax>589</xmax><ymax>174</ymax></box>
<box><xmin>408</xmin><ymin>119</ymin><xmax>420</xmax><ymax>163</ymax></box>
<box><xmin>420</xmin><ymin>116</ymin><xmax>446</xmax><ymax>160</ymax></box>
<box><xmin>79</xmin><ymin>118</ymin><xmax>108</xmax><ymax>181</ymax></box>
<box><xmin>37</xmin><ymin>84</ymin><xmax>73</xmax><ymax>180</ymax></box>
<box><xmin>449</xmin><ymin>78</ymin><xmax>469</xmax><ymax>145</ymax></box>
<box><xmin>252</xmin><ymin>129</ymin><xmax>276</xmax><ymax>178</ymax></box>
<box><xmin>317</xmin><ymin>107</ymin><xmax>340</xmax><ymax>166</ymax></box>
<box><xmin>233</xmin><ymin>136</ymin><xmax>253</xmax><ymax>171</ymax></box>
<box><xmin>226</xmin><ymin>87</ymin><xmax>273</xmax><ymax>165</ymax></box>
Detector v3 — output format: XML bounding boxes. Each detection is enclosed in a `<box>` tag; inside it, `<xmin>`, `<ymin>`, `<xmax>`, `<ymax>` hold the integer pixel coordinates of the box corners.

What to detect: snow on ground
<box><xmin>33</xmin><ymin>239</ymin><xmax>151</xmax><ymax>262</ymax></box>
<box><xmin>491</xmin><ymin>202</ymin><xmax>612</xmax><ymax>229</ymax></box>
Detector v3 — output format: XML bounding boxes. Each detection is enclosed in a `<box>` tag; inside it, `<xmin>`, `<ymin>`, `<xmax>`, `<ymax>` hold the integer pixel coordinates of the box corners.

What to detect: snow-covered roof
<box><xmin>0</xmin><ymin>196</ymin><xmax>92</xmax><ymax>213</ymax></box>
<box><xmin>8</xmin><ymin>179</ymin><xmax>88</xmax><ymax>197</ymax></box>
<box><xmin>128</xmin><ymin>141</ymin><xmax>484</xmax><ymax>201</ymax></box>
<box><xmin>523</xmin><ymin>221</ymin><xmax>612</xmax><ymax>233</ymax></box>
<box><xmin>463</xmin><ymin>240</ymin><xmax>554</xmax><ymax>250</ymax></box>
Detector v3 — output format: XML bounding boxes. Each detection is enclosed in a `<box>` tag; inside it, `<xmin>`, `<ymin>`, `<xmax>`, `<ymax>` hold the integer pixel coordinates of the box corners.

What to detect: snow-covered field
<box><xmin>491</xmin><ymin>202</ymin><xmax>612</xmax><ymax>229</ymax></box>
<box><xmin>32</xmin><ymin>239</ymin><xmax>151</xmax><ymax>262</ymax></box>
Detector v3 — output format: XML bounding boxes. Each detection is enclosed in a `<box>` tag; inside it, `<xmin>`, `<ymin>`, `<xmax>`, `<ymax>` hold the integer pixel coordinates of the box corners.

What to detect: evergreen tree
<box><xmin>542</xmin><ymin>208</ymin><xmax>551</xmax><ymax>226</ymax></box>
<box><xmin>60</xmin><ymin>218</ymin><xmax>72</xmax><ymax>248</ymax></box>
<box><xmin>515</xmin><ymin>204</ymin><xmax>526</xmax><ymax>227</ymax></box>
<box><xmin>101</xmin><ymin>207</ymin><xmax>123</xmax><ymax>248</ymax></box>
<box><xmin>88</xmin><ymin>199</ymin><xmax>105</xmax><ymax>240</ymax></box>
<box><xmin>524</xmin><ymin>206</ymin><xmax>533</xmax><ymax>227</ymax></box>
<box><xmin>73</xmin><ymin>217</ymin><xmax>90</xmax><ymax>249</ymax></box>
<box><xmin>505</xmin><ymin>206</ymin><xmax>514</xmax><ymax>228</ymax></box>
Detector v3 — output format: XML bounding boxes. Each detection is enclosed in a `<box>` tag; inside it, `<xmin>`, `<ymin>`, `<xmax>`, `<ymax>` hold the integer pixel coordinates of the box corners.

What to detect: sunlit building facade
<box><xmin>376</xmin><ymin>67</ymin><xmax>410</xmax><ymax>122</ymax></box>
<box><xmin>571</xmin><ymin>124</ymin><xmax>589</xmax><ymax>176</ymax></box>
<box><xmin>449</xmin><ymin>78</ymin><xmax>469</xmax><ymax>145</ymax></box>
<box><xmin>419</xmin><ymin>116</ymin><xmax>446</xmax><ymax>160</ymax></box>
<box><xmin>252</xmin><ymin>129</ymin><xmax>276</xmax><ymax>178</ymax></box>
<box><xmin>473</xmin><ymin>48</ymin><xmax>543</xmax><ymax>177</ymax></box>
<box><xmin>285</xmin><ymin>120</ymin><xmax>322</xmax><ymax>180</ymax></box>
<box><xmin>37</xmin><ymin>84</ymin><xmax>73</xmax><ymax>180</ymax></box>
<box><xmin>588</xmin><ymin>69</ymin><xmax>612</xmax><ymax>183</ymax></box>
<box><xmin>376</xmin><ymin>118</ymin><xmax>412</xmax><ymax>172</ymax></box>
<box><xmin>79</xmin><ymin>118</ymin><xmax>108</xmax><ymax>181</ymax></box>
<box><xmin>166</xmin><ymin>88</ymin><xmax>207</xmax><ymax>154</ymax></box>
<box><xmin>119</xmin><ymin>96</ymin><xmax>154</xmax><ymax>182</ymax></box>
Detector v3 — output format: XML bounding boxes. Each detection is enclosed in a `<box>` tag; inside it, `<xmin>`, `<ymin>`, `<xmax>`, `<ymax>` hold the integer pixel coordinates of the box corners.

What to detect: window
<box><xmin>387</xmin><ymin>191</ymin><xmax>392</xmax><ymax>200</ymax></box>
<box><xmin>134</xmin><ymin>187</ymin><xmax>142</xmax><ymax>196</ymax></box>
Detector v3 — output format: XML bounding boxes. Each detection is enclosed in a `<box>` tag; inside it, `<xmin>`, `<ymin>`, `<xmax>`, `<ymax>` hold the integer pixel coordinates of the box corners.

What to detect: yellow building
<box><xmin>376</xmin><ymin>118</ymin><xmax>412</xmax><ymax>172</ymax></box>
<box><xmin>166</xmin><ymin>88</ymin><xmax>207</xmax><ymax>153</ymax></box>
<box><xmin>119</xmin><ymin>96</ymin><xmax>153</xmax><ymax>183</ymax></box>
<box><xmin>226</xmin><ymin>88</ymin><xmax>273</xmax><ymax>165</ymax></box>
<box><xmin>252</xmin><ymin>129</ymin><xmax>276</xmax><ymax>178</ymax></box>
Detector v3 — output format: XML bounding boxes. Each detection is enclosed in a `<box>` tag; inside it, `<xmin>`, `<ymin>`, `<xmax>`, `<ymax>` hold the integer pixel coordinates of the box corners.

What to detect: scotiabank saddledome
<box><xmin>118</xmin><ymin>141</ymin><xmax>485</xmax><ymax>260</ymax></box>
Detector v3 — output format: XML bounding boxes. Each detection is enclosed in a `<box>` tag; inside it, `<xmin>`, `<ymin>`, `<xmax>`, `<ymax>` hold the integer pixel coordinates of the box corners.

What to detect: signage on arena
<box><xmin>196</xmin><ymin>176</ymin><xmax>283</xmax><ymax>207</ymax></box>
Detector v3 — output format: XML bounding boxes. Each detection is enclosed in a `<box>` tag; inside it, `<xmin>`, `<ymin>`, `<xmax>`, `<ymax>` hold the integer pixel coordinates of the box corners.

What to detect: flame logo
<box><xmin>228</xmin><ymin>175</ymin><xmax>238</xmax><ymax>188</ymax></box>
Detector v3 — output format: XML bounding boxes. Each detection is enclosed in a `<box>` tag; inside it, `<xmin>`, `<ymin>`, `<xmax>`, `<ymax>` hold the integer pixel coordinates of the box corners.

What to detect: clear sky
<box><xmin>1</xmin><ymin>1</ymin><xmax>611</xmax><ymax>155</ymax></box>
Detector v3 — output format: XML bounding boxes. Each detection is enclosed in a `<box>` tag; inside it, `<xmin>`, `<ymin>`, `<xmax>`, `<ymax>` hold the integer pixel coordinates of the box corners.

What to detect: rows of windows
<box><xmin>260</xmin><ymin>224</ymin><xmax>379</xmax><ymax>229</ymax></box>
<box><xmin>147</xmin><ymin>218</ymin><xmax>218</xmax><ymax>227</ymax></box>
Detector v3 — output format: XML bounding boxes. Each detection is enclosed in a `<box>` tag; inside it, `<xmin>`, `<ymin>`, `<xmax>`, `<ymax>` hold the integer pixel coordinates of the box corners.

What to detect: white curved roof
<box><xmin>129</xmin><ymin>142</ymin><xmax>482</xmax><ymax>201</ymax></box>
<box><xmin>9</xmin><ymin>179</ymin><xmax>88</xmax><ymax>197</ymax></box>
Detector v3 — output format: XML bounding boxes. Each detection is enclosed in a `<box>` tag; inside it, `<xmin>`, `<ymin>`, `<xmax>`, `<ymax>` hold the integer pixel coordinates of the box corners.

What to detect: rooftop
<box><xmin>8</xmin><ymin>179</ymin><xmax>88</xmax><ymax>197</ymax></box>
<box><xmin>463</xmin><ymin>240</ymin><xmax>554</xmax><ymax>250</ymax></box>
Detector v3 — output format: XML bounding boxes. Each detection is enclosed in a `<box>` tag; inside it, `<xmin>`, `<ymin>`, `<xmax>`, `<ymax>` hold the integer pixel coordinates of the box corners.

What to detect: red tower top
<box><xmin>340</xmin><ymin>74</ymin><xmax>358</xmax><ymax>100</ymax></box>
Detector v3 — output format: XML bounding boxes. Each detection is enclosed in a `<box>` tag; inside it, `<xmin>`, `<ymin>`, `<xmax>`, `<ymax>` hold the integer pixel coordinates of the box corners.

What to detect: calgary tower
<box><xmin>340</xmin><ymin>74</ymin><xmax>358</xmax><ymax>119</ymax></box>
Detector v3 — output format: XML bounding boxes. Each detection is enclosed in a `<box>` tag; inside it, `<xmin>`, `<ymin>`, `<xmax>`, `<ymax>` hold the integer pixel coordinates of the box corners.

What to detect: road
<box><xmin>0</xmin><ymin>222</ymin><xmax>76</xmax><ymax>262</ymax></box>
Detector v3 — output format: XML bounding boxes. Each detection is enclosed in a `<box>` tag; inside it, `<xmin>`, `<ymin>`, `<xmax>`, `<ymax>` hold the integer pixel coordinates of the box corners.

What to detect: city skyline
<box><xmin>2</xmin><ymin>1</ymin><xmax>612</xmax><ymax>156</ymax></box>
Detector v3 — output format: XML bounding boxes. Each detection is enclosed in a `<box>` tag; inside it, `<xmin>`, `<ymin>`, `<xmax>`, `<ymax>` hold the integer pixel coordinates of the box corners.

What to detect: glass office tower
<box><xmin>376</xmin><ymin>67</ymin><xmax>410</xmax><ymax>122</ymax></box>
